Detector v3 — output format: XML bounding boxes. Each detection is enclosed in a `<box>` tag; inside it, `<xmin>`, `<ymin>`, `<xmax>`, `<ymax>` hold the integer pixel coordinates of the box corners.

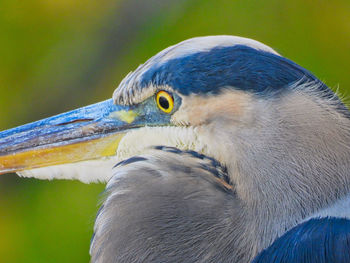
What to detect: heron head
<box><xmin>0</xmin><ymin>36</ymin><xmax>347</xmax><ymax>183</ymax></box>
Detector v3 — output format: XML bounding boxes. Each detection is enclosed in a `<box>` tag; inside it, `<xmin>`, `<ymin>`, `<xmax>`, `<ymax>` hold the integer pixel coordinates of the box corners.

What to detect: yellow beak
<box><xmin>0</xmin><ymin>99</ymin><xmax>138</xmax><ymax>174</ymax></box>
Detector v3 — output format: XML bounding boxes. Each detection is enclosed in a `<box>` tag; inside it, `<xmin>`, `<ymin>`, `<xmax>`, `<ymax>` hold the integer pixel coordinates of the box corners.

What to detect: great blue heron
<box><xmin>0</xmin><ymin>36</ymin><xmax>349</xmax><ymax>262</ymax></box>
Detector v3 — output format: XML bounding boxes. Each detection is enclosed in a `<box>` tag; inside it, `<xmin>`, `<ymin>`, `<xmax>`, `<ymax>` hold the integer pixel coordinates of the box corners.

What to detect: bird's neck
<box><xmin>204</xmin><ymin>90</ymin><xmax>350</xmax><ymax>252</ymax></box>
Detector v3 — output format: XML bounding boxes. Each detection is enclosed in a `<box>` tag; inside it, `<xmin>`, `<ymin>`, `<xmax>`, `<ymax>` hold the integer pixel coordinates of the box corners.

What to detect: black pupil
<box><xmin>159</xmin><ymin>96</ymin><xmax>169</xmax><ymax>109</ymax></box>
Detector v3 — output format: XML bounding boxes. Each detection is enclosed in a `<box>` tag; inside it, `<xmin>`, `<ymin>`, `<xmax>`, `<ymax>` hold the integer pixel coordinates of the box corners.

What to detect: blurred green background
<box><xmin>0</xmin><ymin>0</ymin><xmax>349</xmax><ymax>262</ymax></box>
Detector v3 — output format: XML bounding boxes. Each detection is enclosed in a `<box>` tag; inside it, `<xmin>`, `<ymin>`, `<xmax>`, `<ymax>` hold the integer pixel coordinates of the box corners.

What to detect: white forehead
<box><xmin>113</xmin><ymin>35</ymin><xmax>279</xmax><ymax>105</ymax></box>
<box><xmin>158</xmin><ymin>35</ymin><xmax>279</xmax><ymax>63</ymax></box>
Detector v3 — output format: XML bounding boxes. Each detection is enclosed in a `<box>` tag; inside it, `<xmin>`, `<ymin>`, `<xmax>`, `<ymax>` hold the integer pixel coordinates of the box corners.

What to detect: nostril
<box><xmin>56</xmin><ymin>119</ymin><xmax>94</xmax><ymax>126</ymax></box>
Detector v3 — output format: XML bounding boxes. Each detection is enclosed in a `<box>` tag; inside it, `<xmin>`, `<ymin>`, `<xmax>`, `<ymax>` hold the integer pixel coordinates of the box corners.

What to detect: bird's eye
<box><xmin>156</xmin><ymin>91</ymin><xmax>174</xmax><ymax>113</ymax></box>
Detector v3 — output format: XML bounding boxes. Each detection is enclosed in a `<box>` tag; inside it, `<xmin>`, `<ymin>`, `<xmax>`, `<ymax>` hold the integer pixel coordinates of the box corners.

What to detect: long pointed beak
<box><xmin>0</xmin><ymin>99</ymin><xmax>142</xmax><ymax>175</ymax></box>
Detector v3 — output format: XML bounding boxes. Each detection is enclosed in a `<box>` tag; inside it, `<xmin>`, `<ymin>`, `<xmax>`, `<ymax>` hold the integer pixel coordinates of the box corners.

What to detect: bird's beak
<box><xmin>0</xmin><ymin>99</ymin><xmax>153</xmax><ymax>175</ymax></box>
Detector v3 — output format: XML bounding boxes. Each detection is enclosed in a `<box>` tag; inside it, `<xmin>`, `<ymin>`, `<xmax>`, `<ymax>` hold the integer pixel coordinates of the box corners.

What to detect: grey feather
<box><xmin>92</xmin><ymin>83</ymin><xmax>350</xmax><ymax>262</ymax></box>
<box><xmin>90</xmin><ymin>148</ymin><xmax>248</xmax><ymax>263</ymax></box>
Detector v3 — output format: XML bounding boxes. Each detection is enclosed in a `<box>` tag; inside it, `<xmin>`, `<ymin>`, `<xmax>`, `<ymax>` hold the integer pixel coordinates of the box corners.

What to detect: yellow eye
<box><xmin>156</xmin><ymin>91</ymin><xmax>174</xmax><ymax>113</ymax></box>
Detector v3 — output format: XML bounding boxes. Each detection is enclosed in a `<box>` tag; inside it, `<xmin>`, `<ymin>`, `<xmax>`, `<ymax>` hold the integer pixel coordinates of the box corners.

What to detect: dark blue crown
<box><xmin>140</xmin><ymin>45</ymin><xmax>329</xmax><ymax>96</ymax></box>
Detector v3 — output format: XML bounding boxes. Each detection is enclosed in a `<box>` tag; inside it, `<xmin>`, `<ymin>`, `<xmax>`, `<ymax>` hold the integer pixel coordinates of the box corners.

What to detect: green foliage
<box><xmin>0</xmin><ymin>0</ymin><xmax>349</xmax><ymax>261</ymax></box>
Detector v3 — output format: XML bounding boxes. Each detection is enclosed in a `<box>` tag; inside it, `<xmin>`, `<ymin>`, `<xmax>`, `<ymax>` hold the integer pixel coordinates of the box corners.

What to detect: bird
<box><xmin>0</xmin><ymin>35</ymin><xmax>350</xmax><ymax>262</ymax></box>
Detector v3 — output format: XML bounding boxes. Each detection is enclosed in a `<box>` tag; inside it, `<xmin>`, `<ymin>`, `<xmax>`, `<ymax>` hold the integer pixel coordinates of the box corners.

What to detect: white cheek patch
<box><xmin>116</xmin><ymin>126</ymin><xmax>207</xmax><ymax>160</ymax></box>
<box><xmin>172</xmin><ymin>90</ymin><xmax>253</xmax><ymax>126</ymax></box>
<box><xmin>17</xmin><ymin>126</ymin><xmax>211</xmax><ymax>184</ymax></box>
<box><xmin>17</xmin><ymin>157</ymin><xmax>118</xmax><ymax>183</ymax></box>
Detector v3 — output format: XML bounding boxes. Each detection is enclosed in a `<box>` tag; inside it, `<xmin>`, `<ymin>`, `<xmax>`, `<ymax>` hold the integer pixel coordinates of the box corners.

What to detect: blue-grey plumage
<box><xmin>252</xmin><ymin>217</ymin><xmax>350</xmax><ymax>263</ymax></box>
<box><xmin>90</xmin><ymin>147</ymin><xmax>240</xmax><ymax>262</ymax></box>
<box><xmin>0</xmin><ymin>35</ymin><xmax>350</xmax><ymax>262</ymax></box>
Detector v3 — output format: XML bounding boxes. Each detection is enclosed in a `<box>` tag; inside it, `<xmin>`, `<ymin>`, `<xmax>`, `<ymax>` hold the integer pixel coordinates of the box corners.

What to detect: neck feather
<box><xmin>202</xmin><ymin>89</ymin><xmax>350</xmax><ymax>252</ymax></box>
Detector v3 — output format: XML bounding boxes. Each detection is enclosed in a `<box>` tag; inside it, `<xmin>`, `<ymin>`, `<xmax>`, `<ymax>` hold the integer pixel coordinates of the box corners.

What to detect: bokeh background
<box><xmin>0</xmin><ymin>0</ymin><xmax>349</xmax><ymax>262</ymax></box>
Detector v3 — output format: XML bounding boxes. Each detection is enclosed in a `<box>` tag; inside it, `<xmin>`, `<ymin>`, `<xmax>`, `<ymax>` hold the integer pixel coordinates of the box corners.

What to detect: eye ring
<box><xmin>156</xmin><ymin>91</ymin><xmax>174</xmax><ymax>113</ymax></box>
